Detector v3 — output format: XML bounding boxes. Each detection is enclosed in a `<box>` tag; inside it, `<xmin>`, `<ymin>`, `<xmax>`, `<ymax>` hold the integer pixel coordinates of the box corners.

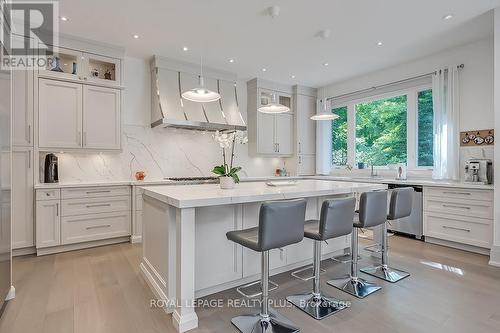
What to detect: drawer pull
<box><xmin>442</xmin><ymin>204</ymin><xmax>471</xmax><ymax>210</ymax></box>
<box><xmin>86</xmin><ymin>224</ymin><xmax>111</xmax><ymax>230</ymax></box>
<box><xmin>442</xmin><ymin>225</ymin><xmax>471</xmax><ymax>232</ymax></box>
<box><xmin>85</xmin><ymin>204</ymin><xmax>112</xmax><ymax>208</ymax></box>
<box><xmin>442</xmin><ymin>191</ymin><xmax>471</xmax><ymax>196</ymax></box>
<box><xmin>86</xmin><ymin>190</ymin><xmax>112</xmax><ymax>194</ymax></box>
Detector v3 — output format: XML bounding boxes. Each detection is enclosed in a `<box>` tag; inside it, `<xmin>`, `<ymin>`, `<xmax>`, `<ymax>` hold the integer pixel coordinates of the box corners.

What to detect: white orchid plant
<box><xmin>212</xmin><ymin>130</ymin><xmax>248</xmax><ymax>183</ymax></box>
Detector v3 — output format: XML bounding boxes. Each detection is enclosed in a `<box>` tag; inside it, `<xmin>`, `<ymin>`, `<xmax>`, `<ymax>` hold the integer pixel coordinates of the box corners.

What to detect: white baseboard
<box><xmin>5</xmin><ymin>286</ymin><xmax>15</xmax><ymax>301</ymax></box>
<box><xmin>13</xmin><ymin>247</ymin><xmax>36</xmax><ymax>257</ymax></box>
<box><xmin>131</xmin><ymin>235</ymin><xmax>142</xmax><ymax>244</ymax></box>
<box><xmin>36</xmin><ymin>237</ymin><xmax>130</xmax><ymax>256</ymax></box>
<box><xmin>489</xmin><ymin>245</ymin><xmax>500</xmax><ymax>267</ymax></box>
<box><xmin>425</xmin><ymin>237</ymin><xmax>490</xmax><ymax>255</ymax></box>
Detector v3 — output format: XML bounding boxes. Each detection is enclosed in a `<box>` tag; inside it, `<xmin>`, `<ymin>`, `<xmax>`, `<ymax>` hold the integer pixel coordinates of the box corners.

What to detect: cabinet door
<box><xmin>83</xmin><ymin>53</ymin><xmax>121</xmax><ymax>87</ymax></box>
<box><xmin>38</xmin><ymin>79</ymin><xmax>82</xmax><ymax>149</ymax></box>
<box><xmin>83</xmin><ymin>85</ymin><xmax>121</xmax><ymax>149</ymax></box>
<box><xmin>257</xmin><ymin>112</ymin><xmax>276</xmax><ymax>154</ymax></box>
<box><xmin>12</xmin><ymin>37</ymin><xmax>34</xmax><ymax>147</ymax></box>
<box><xmin>12</xmin><ymin>148</ymin><xmax>34</xmax><ymax>249</ymax></box>
<box><xmin>297</xmin><ymin>95</ymin><xmax>316</xmax><ymax>154</ymax></box>
<box><xmin>298</xmin><ymin>154</ymin><xmax>316</xmax><ymax>175</ymax></box>
<box><xmin>38</xmin><ymin>45</ymin><xmax>82</xmax><ymax>81</ymax></box>
<box><xmin>36</xmin><ymin>199</ymin><xmax>61</xmax><ymax>248</ymax></box>
<box><xmin>275</xmin><ymin>114</ymin><xmax>293</xmax><ymax>155</ymax></box>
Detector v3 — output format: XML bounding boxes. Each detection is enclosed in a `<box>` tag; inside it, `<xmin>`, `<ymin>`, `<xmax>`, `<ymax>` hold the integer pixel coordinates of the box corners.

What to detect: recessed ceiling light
<box><xmin>262</xmin><ymin>68</ymin><xmax>267</xmax><ymax>72</ymax></box>
<box><xmin>228</xmin><ymin>58</ymin><xmax>234</xmax><ymax>63</ymax></box>
<box><xmin>60</xmin><ymin>16</ymin><xmax>68</xmax><ymax>22</ymax></box>
<box><xmin>290</xmin><ymin>75</ymin><xmax>296</xmax><ymax>79</ymax></box>
<box><xmin>133</xmin><ymin>34</ymin><xmax>139</xmax><ymax>39</ymax></box>
<box><xmin>443</xmin><ymin>14</ymin><xmax>453</xmax><ymax>20</ymax></box>
<box><xmin>377</xmin><ymin>41</ymin><xmax>383</xmax><ymax>46</ymax></box>
<box><xmin>182</xmin><ymin>46</ymin><xmax>189</xmax><ymax>51</ymax></box>
<box><xmin>323</xmin><ymin>62</ymin><xmax>329</xmax><ymax>67</ymax></box>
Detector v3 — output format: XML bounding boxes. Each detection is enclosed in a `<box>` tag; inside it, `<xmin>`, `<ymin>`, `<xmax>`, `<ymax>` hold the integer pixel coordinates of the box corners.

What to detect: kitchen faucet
<box><xmin>370</xmin><ymin>165</ymin><xmax>378</xmax><ymax>177</ymax></box>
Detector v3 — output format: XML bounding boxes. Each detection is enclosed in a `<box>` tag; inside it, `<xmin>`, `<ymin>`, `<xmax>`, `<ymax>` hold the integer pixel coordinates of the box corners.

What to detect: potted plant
<box><xmin>212</xmin><ymin>130</ymin><xmax>248</xmax><ymax>189</ymax></box>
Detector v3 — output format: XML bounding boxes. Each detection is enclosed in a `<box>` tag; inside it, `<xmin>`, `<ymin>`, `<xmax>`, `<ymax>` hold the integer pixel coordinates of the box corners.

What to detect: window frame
<box><xmin>330</xmin><ymin>83</ymin><xmax>433</xmax><ymax>171</ymax></box>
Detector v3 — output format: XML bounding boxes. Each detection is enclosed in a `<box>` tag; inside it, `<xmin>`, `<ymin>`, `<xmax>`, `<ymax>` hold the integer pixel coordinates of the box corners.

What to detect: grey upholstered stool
<box><xmin>287</xmin><ymin>197</ymin><xmax>355</xmax><ymax>320</ymax></box>
<box><xmin>327</xmin><ymin>191</ymin><xmax>387</xmax><ymax>299</ymax></box>
<box><xmin>226</xmin><ymin>198</ymin><xmax>307</xmax><ymax>333</ymax></box>
<box><xmin>361</xmin><ymin>187</ymin><xmax>413</xmax><ymax>283</ymax></box>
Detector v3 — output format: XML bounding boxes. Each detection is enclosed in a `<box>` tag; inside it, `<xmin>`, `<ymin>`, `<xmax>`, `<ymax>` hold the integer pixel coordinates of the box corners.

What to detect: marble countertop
<box><xmin>33</xmin><ymin>175</ymin><xmax>494</xmax><ymax>190</ymax></box>
<box><xmin>141</xmin><ymin>179</ymin><xmax>386</xmax><ymax>208</ymax></box>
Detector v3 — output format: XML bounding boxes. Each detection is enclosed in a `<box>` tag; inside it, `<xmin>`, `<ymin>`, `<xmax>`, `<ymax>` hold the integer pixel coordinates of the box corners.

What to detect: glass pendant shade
<box><xmin>182</xmin><ymin>76</ymin><xmax>221</xmax><ymax>103</ymax></box>
<box><xmin>258</xmin><ymin>93</ymin><xmax>290</xmax><ymax>114</ymax></box>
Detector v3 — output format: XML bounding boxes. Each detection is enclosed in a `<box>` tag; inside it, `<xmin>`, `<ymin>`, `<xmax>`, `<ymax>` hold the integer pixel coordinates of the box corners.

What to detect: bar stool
<box><xmin>226</xmin><ymin>198</ymin><xmax>307</xmax><ymax>333</ymax></box>
<box><xmin>327</xmin><ymin>191</ymin><xmax>387</xmax><ymax>299</ymax></box>
<box><xmin>287</xmin><ymin>197</ymin><xmax>356</xmax><ymax>320</ymax></box>
<box><xmin>361</xmin><ymin>187</ymin><xmax>413</xmax><ymax>283</ymax></box>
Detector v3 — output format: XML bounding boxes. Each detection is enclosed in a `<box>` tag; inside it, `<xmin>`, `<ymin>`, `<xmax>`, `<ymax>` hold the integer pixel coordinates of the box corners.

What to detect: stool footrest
<box><xmin>291</xmin><ymin>265</ymin><xmax>326</xmax><ymax>281</ymax></box>
<box><xmin>236</xmin><ymin>279</ymin><xmax>278</xmax><ymax>298</ymax></box>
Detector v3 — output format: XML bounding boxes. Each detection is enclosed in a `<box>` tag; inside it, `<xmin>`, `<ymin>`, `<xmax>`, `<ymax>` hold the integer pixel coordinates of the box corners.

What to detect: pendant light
<box><xmin>182</xmin><ymin>54</ymin><xmax>221</xmax><ymax>103</ymax></box>
<box><xmin>258</xmin><ymin>92</ymin><xmax>290</xmax><ymax>114</ymax></box>
<box><xmin>311</xmin><ymin>91</ymin><xmax>339</xmax><ymax>121</ymax></box>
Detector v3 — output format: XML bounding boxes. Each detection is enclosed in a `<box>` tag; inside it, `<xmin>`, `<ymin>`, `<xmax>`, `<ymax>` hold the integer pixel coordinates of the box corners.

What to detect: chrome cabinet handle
<box><xmin>28</xmin><ymin>152</ymin><xmax>31</xmax><ymax>169</ymax></box>
<box><xmin>298</xmin><ymin>142</ymin><xmax>301</xmax><ymax>153</ymax></box>
<box><xmin>277</xmin><ymin>143</ymin><xmax>280</xmax><ymax>153</ymax></box>
<box><xmin>442</xmin><ymin>204</ymin><xmax>471</xmax><ymax>210</ymax></box>
<box><xmin>83</xmin><ymin>132</ymin><xmax>87</xmax><ymax>146</ymax></box>
<box><xmin>56</xmin><ymin>203</ymin><xmax>59</xmax><ymax>216</ymax></box>
<box><xmin>85</xmin><ymin>203</ymin><xmax>111</xmax><ymax>208</ymax></box>
<box><xmin>442</xmin><ymin>191</ymin><xmax>471</xmax><ymax>196</ymax></box>
<box><xmin>86</xmin><ymin>224</ymin><xmax>111</xmax><ymax>230</ymax></box>
<box><xmin>299</xmin><ymin>156</ymin><xmax>302</xmax><ymax>164</ymax></box>
<box><xmin>86</xmin><ymin>190</ymin><xmax>111</xmax><ymax>194</ymax></box>
<box><xmin>442</xmin><ymin>225</ymin><xmax>471</xmax><ymax>232</ymax></box>
<box><xmin>28</xmin><ymin>125</ymin><xmax>31</xmax><ymax>144</ymax></box>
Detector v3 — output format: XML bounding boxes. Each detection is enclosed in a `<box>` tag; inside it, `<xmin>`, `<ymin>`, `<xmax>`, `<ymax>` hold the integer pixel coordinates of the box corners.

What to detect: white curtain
<box><xmin>432</xmin><ymin>66</ymin><xmax>460</xmax><ymax>180</ymax></box>
<box><xmin>316</xmin><ymin>98</ymin><xmax>333</xmax><ymax>175</ymax></box>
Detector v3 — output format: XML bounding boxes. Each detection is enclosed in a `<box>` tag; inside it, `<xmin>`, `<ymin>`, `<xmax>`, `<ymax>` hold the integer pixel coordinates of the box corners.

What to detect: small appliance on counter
<box><xmin>44</xmin><ymin>153</ymin><xmax>59</xmax><ymax>183</ymax></box>
<box><xmin>464</xmin><ymin>158</ymin><xmax>493</xmax><ymax>184</ymax></box>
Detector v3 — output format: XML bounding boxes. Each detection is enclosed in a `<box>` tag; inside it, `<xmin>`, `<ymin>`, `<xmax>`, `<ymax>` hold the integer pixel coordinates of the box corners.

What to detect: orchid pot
<box><xmin>211</xmin><ymin>130</ymin><xmax>248</xmax><ymax>189</ymax></box>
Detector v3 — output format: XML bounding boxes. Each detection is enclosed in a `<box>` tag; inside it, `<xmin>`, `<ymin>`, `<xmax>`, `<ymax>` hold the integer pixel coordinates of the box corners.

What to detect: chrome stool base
<box><xmin>231</xmin><ymin>308</ymin><xmax>299</xmax><ymax>333</ymax></box>
<box><xmin>286</xmin><ymin>292</ymin><xmax>350</xmax><ymax>320</ymax></box>
<box><xmin>327</xmin><ymin>277</ymin><xmax>381</xmax><ymax>299</ymax></box>
<box><xmin>360</xmin><ymin>265</ymin><xmax>410</xmax><ymax>283</ymax></box>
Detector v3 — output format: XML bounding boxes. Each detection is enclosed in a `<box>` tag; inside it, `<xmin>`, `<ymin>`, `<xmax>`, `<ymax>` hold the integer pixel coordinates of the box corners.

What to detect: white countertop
<box><xmin>33</xmin><ymin>175</ymin><xmax>494</xmax><ymax>190</ymax></box>
<box><xmin>141</xmin><ymin>179</ymin><xmax>386</xmax><ymax>208</ymax></box>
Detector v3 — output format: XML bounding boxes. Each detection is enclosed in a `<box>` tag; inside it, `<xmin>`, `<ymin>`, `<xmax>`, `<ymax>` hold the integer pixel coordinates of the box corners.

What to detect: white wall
<box><xmin>53</xmin><ymin>57</ymin><xmax>285</xmax><ymax>183</ymax></box>
<box><xmin>491</xmin><ymin>9</ymin><xmax>500</xmax><ymax>267</ymax></box>
<box><xmin>319</xmin><ymin>37</ymin><xmax>494</xmax><ymax>179</ymax></box>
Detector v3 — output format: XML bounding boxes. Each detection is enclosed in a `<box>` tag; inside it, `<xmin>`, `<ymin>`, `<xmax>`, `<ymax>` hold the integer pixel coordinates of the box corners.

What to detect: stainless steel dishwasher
<box><xmin>387</xmin><ymin>184</ymin><xmax>423</xmax><ymax>239</ymax></box>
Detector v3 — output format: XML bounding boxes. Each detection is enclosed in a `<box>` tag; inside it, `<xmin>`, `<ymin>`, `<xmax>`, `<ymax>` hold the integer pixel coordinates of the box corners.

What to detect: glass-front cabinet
<box><xmin>259</xmin><ymin>89</ymin><xmax>292</xmax><ymax>113</ymax></box>
<box><xmin>38</xmin><ymin>44</ymin><xmax>121</xmax><ymax>87</ymax></box>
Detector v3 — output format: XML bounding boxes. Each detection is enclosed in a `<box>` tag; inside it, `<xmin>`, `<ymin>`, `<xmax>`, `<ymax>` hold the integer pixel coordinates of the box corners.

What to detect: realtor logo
<box><xmin>0</xmin><ymin>0</ymin><xmax>59</xmax><ymax>70</ymax></box>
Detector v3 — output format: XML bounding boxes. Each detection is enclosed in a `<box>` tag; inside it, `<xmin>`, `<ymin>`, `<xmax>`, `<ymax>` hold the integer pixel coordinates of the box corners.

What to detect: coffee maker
<box><xmin>464</xmin><ymin>159</ymin><xmax>492</xmax><ymax>184</ymax></box>
<box><xmin>44</xmin><ymin>153</ymin><xmax>59</xmax><ymax>183</ymax></box>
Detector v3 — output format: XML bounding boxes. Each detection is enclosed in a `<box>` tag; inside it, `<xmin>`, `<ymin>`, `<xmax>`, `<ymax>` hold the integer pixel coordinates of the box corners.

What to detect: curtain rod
<box><xmin>327</xmin><ymin>64</ymin><xmax>464</xmax><ymax>102</ymax></box>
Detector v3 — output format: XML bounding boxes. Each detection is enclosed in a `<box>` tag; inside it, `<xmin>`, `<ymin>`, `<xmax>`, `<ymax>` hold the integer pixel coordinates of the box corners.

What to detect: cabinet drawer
<box><xmin>61</xmin><ymin>211</ymin><xmax>131</xmax><ymax>245</ymax></box>
<box><xmin>36</xmin><ymin>189</ymin><xmax>61</xmax><ymax>201</ymax></box>
<box><xmin>425</xmin><ymin>187</ymin><xmax>492</xmax><ymax>202</ymax></box>
<box><xmin>425</xmin><ymin>198</ymin><xmax>492</xmax><ymax>219</ymax></box>
<box><xmin>62</xmin><ymin>186</ymin><xmax>130</xmax><ymax>199</ymax></box>
<box><xmin>425</xmin><ymin>213</ymin><xmax>491</xmax><ymax>248</ymax></box>
<box><xmin>62</xmin><ymin>196</ymin><xmax>131</xmax><ymax>217</ymax></box>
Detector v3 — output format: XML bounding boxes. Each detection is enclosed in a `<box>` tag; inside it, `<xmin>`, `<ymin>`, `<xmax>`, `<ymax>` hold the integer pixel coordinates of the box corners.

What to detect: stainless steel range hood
<box><xmin>151</xmin><ymin>56</ymin><xmax>247</xmax><ymax>131</ymax></box>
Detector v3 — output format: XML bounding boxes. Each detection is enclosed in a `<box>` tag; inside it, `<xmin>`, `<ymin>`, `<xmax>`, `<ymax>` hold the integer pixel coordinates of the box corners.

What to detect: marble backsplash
<box><xmin>40</xmin><ymin>125</ymin><xmax>285</xmax><ymax>183</ymax></box>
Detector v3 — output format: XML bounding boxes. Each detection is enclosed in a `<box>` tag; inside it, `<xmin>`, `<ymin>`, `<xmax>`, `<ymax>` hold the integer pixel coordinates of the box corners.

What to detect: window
<box><xmin>355</xmin><ymin>95</ymin><xmax>407</xmax><ymax>166</ymax></box>
<box><xmin>330</xmin><ymin>85</ymin><xmax>434</xmax><ymax>170</ymax></box>
<box><xmin>331</xmin><ymin>106</ymin><xmax>348</xmax><ymax>166</ymax></box>
<box><xmin>417</xmin><ymin>89</ymin><xmax>433</xmax><ymax>167</ymax></box>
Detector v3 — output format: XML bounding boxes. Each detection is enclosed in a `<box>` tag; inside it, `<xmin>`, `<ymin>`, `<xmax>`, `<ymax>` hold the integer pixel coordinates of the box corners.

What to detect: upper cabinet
<box><xmin>12</xmin><ymin>59</ymin><xmax>34</xmax><ymax>147</ymax></box>
<box><xmin>247</xmin><ymin>79</ymin><xmax>294</xmax><ymax>156</ymax></box>
<box><xmin>38</xmin><ymin>45</ymin><xmax>121</xmax><ymax>88</ymax></box>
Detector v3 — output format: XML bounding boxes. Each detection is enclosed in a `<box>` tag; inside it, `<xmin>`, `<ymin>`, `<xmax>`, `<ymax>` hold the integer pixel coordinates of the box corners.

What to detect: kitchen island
<box><xmin>139</xmin><ymin>180</ymin><xmax>386</xmax><ymax>332</ymax></box>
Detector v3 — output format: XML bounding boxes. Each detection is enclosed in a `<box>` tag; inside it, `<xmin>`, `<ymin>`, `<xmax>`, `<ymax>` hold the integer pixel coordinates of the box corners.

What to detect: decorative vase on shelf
<box><xmin>50</xmin><ymin>57</ymin><xmax>64</xmax><ymax>72</ymax></box>
<box><xmin>71</xmin><ymin>62</ymin><xmax>77</xmax><ymax>75</ymax></box>
<box><xmin>219</xmin><ymin>176</ymin><xmax>235</xmax><ymax>189</ymax></box>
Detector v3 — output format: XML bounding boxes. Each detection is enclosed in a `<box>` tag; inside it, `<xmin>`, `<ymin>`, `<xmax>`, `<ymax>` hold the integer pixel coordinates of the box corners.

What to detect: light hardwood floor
<box><xmin>1</xmin><ymin>236</ymin><xmax>500</xmax><ymax>333</ymax></box>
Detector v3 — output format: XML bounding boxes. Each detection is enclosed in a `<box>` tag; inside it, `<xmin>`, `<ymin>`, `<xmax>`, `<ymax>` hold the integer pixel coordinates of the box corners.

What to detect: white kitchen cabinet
<box><xmin>38</xmin><ymin>78</ymin><xmax>121</xmax><ymax>150</ymax></box>
<box><xmin>38</xmin><ymin>45</ymin><xmax>83</xmax><ymax>81</ymax></box>
<box><xmin>256</xmin><ymin>112</ymin><xmax>277</xmax><ymax>154</ymax></box>
<box><xmin>84</xmin><ymin>53</ymin><xmax>121</xmax><ymax>87</ymax></box>
<box><xmin>83</xmin><ymin>85</ymin><xmax>121</xmax><ymax>149</ymax></box>
<box><xmin>36</xmin><ymin>199</ymin><xmax>61</xmax><ymax>248</ymax></box>
<box><xmin>296</xmin><ymin>94</ymin><xmax>316</xmax><ymax>155</ymax></box>
<box><xmin>12</xmin><ymin>64</ymin><xmax>34</xmax><ymax>147</ymax></box>
<box><xmin>38</xmin><ymin>79</ymin><xmax>82</xmax><ymax>149</ymax></box>
<box><xmin>297</xmin><ymin>154</ymin><xmax>316</xmax><ymax>175</ymax></box>
<box><xmin>12</xmin><ymin>148</ymin><xmax>34</xmax><ymax>249</ymax></box>
<box><xmin>275</xmin><ymin>114</ymin><xmax>293</xmax><ymax>155</ymax></box>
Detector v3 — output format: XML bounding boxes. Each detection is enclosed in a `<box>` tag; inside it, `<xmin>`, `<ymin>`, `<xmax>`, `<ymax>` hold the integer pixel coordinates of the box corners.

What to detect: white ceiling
<box><xmin>57</xmin><ymin>0</ymin><xmax>500</xmax><ymax>87</ymax></box>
